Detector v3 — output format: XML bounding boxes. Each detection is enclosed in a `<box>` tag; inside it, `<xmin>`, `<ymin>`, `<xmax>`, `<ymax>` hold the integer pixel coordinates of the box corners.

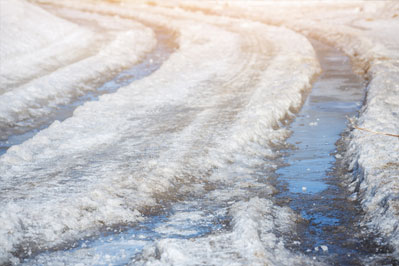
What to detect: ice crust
<box><xmin>0</xmin><ymin>0</ymin><xmax>156</xmax><ymax>138</ymax></box>
<box><xmin>0</xmin><ymin>1</ymin><xmax>321</xmax><ymax>264</ymax></box>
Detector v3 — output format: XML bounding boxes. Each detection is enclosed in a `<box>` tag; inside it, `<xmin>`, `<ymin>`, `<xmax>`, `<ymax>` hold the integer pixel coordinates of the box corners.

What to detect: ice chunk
<box><xmin>320</xmin><ymin>245</ymin><xmax>328</xmax><ymax>252</ymax></box>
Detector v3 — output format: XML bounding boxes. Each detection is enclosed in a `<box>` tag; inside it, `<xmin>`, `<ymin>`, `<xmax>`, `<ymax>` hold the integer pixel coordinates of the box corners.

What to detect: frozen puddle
<box><xmin>0</xmin><ymin>27</ymin><xmax>176</xmax><ymax>157</ymax></box>
<box><xmin>276</xmin><ymin>40</ymin><xmax>397</xmax><ymax>264</ymax></box>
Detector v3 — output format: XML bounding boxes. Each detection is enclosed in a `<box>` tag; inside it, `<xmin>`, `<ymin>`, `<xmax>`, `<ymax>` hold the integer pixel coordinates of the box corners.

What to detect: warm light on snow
<box><xmin>0</xmin><ymin>0</ymin><xmax>398</xmax><ymax>264</ymax></box>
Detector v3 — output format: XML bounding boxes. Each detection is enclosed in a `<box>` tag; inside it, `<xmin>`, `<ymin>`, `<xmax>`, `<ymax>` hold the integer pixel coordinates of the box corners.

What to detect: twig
<box><xmin>346</xmin><ymin>116</ymin><xmax>399</xmax><ymax>138</ymax></box>
<box><xmin>353</xmin><ymin>125</ymin><xmax>399</xmax><ymax>138</ymax></box>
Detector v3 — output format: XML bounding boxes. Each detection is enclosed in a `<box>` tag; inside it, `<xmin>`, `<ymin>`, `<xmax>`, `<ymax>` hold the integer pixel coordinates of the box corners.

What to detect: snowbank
<box><xmin>320</xmin><ymin>10</ymin><xmax>399</xmax><ymax>253</ymax></box>
<box><xmin>279</xmin><ymin>3</ymin><xmax>399</xmax><ymax>253</ymax></box>
<box><xmin>0</xmin><ymin>1</ymin><xmax>320</xmax><ymax>264</ymax></box>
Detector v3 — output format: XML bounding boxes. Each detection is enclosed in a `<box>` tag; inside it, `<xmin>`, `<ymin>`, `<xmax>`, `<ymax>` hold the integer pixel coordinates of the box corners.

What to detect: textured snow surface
<box><xmin>0</xmin><ymin>0</ymin><xmax>156</xmax><ymax>139</ymax></box>
<box><xmin>341</xmin><ymin>17</ymin><xmax>399</xmax><ymax>253</ymax></box>
<box><xmin>3</xmin><ymin>0</ymin><xmax>398</xmax><ymax>264</ymax></box>
<box><xmin>134</xmin><ymin>198</ymin><xmax>317</xmax><ymax>266</ymax></box>
<box><xmin>283</xmin><ymin>3</ymin><xmax>399</xmax><ymax>253</ymax></box>
<box><xmin>0</xmin><ymin>0</ymin><xmax>321</xmax><ymax>264</ymax></box>
<box><xmin>169</xmin><ymin>0</ymin><xmax>399</xmax><ymax>254</ymax></box>
<box><xmin>0</xmin><ymin>0</ymin><xmax>93</xmax><ymax>92</ymax></box>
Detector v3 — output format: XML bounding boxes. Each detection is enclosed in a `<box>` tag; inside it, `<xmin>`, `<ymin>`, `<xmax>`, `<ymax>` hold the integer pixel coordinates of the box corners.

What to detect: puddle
<box><xmin>275</xmin><ymin>40</ymin><xmax>397</xmax><ymax>264</ymax></box>
<box><xmin>7</xmin><ymin>25</ymin><xmax>398</xmax><ymax>265</ymax></box>
<box><xmin>0</xmin><ymin>27</ymin><xmax>176</xmax><ymax>157</ymax></box>
<box><xmin>21</xmin><ymin>200</ymin><xmax>228</xmax><ymax>265</ymax></box>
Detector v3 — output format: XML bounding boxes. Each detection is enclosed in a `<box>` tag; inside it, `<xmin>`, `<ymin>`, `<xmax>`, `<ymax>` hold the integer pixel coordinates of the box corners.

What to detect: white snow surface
<box><xmin>339</xmin><ymin>17</ymin><xmax>399</xmax><ymax>253</ymax></box>
<box><xmin>0</xmin><ymin>0</ymin><xmax>92</xmax><ymax>89</ymax></box>
<box><xmin>2</xmin><ymin>0</ymin><xmax>398</xmax><ymax>264</ymax></box>
<box><xmin>0</xmin><ymin>0</ymin><xmax>156</xmax><ymax>138</ymax></box>
<box><xmin>0</xmin><ymin>0</ymin><xmax>99</xmax><ymax>93</ymax></box>
<box><xmin>0</xmin><ymin>1</ymin><xmax>321</xmax><ymax>264</ymax></box>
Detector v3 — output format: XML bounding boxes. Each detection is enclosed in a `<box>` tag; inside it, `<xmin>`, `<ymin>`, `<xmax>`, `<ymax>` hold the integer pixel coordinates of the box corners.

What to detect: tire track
<box><xmin>0</xmin><ymin>7</ymin><xmax>156</xmax><ymax>143</ymax></box>
<box><xmin>1</xmin><ymin>2</ymin><xmax>319</xmax><ymax>264</ymax></box>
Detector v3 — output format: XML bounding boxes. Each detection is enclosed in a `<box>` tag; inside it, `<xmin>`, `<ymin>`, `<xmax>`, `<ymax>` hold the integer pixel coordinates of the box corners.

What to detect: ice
<box><xmin>320</xmin><ymin>245</ymin><xmax>328</xmax><ymax>252</ymax></box>
<box><xmin>314</xmin><ymin>245</ymin><xmax>328</xmax><ymax>252</ymax></box>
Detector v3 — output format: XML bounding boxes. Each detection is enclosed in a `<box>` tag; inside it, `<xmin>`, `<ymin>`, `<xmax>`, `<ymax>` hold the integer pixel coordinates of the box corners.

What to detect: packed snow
<box><xmin>0</xmin><ymin>0</ymin><xmax>155</xmax><ymax>139</ymax></box>
<box><xmin>1</xmin><ymin>0</ymin><xmax>398</xmax><ymax>264</ymax></box>
<box><xmin>0</xmin><ymin>0</ymin><xmax>321</xmax><ymax>264</ymax></box>
<box><xmin>165</xmin><ymin>0</ymin><xmax>399</xmax><ymax>255</ymax></box>
<box><xmin>0</xmin><ymin>0</ymin><xmax>95</xmax><ymax>92</ymax></box>
<box><xmin>133</xmin><ymin>198</ymin><xmax>316</xmax><ymax>266</ymax></box>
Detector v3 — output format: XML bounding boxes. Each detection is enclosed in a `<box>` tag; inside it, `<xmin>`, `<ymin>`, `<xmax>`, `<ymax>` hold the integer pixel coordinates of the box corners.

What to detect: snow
<box><xmin>134</xmin><ymin>198</ymin><xmax>318</xmax><ymax>266</ymax></box>
<box><xmin>0</xmin><ymin>0</ymin><xmax>320</xmax><ymax>264</ymax></box>
<box><xmin>2</xmin><ymin>0</ymin><xmax>398</xmax><ymax>264</ymax></box>
<box><xmin>0</xmin><ymin>0</ymin><xmax>94</xmax><ymax>93</ymax></box>
<box><xmin>166</xmin><ymin>0</ymin><xmax>399</xmax><ymax>254</ymax></box>
<box><xmin>0</xmin><ymin>1</ymin><xmax>156</xmax><ymax>139</ymax></box>
<box><xmin>283</xmin><ymin>2</ymin><xmax>399</xmax><ymax>253</ymax></box>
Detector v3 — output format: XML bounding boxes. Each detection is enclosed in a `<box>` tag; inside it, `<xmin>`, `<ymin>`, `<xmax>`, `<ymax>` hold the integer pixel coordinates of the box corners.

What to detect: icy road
<box><xmin>0</xmin><ymin>0</ymin><xmax>398</xmax><ymax>265</ymax></box>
